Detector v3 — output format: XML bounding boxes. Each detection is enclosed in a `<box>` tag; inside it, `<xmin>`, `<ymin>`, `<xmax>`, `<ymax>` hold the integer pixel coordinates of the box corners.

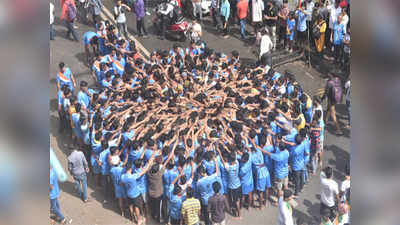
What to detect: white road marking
<box><xmin>100</xmin><ymin>7</ymin><xmax>151</xmax><ymax>58</ymax></box>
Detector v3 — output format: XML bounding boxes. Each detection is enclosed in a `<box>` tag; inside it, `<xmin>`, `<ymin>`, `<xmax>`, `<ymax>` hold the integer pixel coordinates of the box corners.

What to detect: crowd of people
<box><xmin>51</xmin><ymin>0</ymin><xmax>351</xmax><ymax>225</ymax></box>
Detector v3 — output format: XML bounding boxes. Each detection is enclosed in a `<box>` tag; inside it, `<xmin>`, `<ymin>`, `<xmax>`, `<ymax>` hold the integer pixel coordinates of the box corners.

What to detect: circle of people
<box><xmin>54</xmin><ymin>5</ymin><xmax>350</xmax><ymax>225</ymax></box>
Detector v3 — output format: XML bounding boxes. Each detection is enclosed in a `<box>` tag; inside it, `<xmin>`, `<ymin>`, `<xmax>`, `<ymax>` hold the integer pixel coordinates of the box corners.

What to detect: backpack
<box><xmin>67</xmin><ymin>2</ymin><xmax>77</xmax><ymax>21</ymax></box>
<box><xmin>312</xmin><ymin>23</ymin><xmax>321</xmax><ymax>39</ymax></box>
<box><xmin>328</xmin><ymin>77</ymin><xmax>342</xmax><ymax>103</ymax></box>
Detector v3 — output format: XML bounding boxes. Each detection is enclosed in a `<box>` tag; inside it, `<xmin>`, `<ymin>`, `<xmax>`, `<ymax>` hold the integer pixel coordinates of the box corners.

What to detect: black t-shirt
<box><xmin>264</xmin><ymin>4</ymin><xmax>278</xmax><ymax>26</ymax></box>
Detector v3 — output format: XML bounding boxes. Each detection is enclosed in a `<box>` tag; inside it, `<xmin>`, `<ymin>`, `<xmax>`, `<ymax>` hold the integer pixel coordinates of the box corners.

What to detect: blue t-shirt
<box><xmin>333</xmin><ymin>21</ymin><xmax>345</xmax><ymax>45</ymax></box>
<box><xmin>304</xmin><ymin>137</ymin><xmax>311</xmax><ymax>164</ymax></box>
<box><xmin>263</xmin><ymin>145</ymin><xmax>274</xmax><ymax>172</ymax></box>
<box><xmin>239</xmin><ymin>159</ymin><xmax>253</xmax><ymax>192</ymax></box>
<box><xmin>163</xmin><ymin>168</ymin><xmax>179</xmax><ymax>194</ymax></box>
<box><xmin>57</xmin><ymin>68</ymin><xmax>73</xmax><ymax>91</ymax></box>
<box><xmin>134</xmin><ymin>167</ymin><xmax>147</xmax><ymax>194</ymax></box>
<box><xmin>82</xmin><ymin>31</ymin><xmax>98</xmax><ymax>45</ymax></box>
<box><xmin>226</xmin><ymin>161</ymin><xmax>241</xmax><ymax>189</ymax></box>
<box><xmin>50</xmin><ymin>169</ymin><xmax>60</xmax><ymax>199</ymax></box>
<box><xmin>271</xmin><ymin>150</ymin><xmax>289</xmax><ymax>179</ymax></box>
<box><xmin>287</xmin><ymin>18</ymin><xmax>296</xmax><ymax>40</ymax></box>
<box><xmin>110</xmin><ymin>166</ymin><xmax>125</xmax><ymax>188</ymax></box>
<box><xmin>167</xmin><ymin>184</ymin><xmax>185</xmax><ymax>219</ymax></box>
<box><xmin>284</xmin><ymin>128</ymin><xmax>298</xmax><ymax>143</ymax></box>
<box><xmin>99</xmin><ymin>149</ymin><xmax>111</xmax><ymax>175</ymax></box>
<box><xmin>202</xmin><ymin>159</ymin><xmax>216</xmax><ymax>175</ymax></box>
<box><xmin>291</xmin><ymin>143</ymin><xmax>305</xmax><ymax>171</ymax></box>
<box><xmin>295</xmin><ymin>10</ymin><xmax>307</xmax><ymax>32</ymax></box>
<box><xmin>77</xmin><ymin>91</ymin><xmax>90</xmax><ymax>110</ymax></box>
<box><xmin>121</xmin><ymin>172</ymin><xmax>141</xmax><ymax>198</ymax></box>
<box><xmin>197</xmin><ymin>173</ymin><xmax>218</xmax><ymax>205</ymax></box>
<box><xmin>113</xmin><ymin>58</ymin><xmax>126</xmax><ymax>76</ymax></box>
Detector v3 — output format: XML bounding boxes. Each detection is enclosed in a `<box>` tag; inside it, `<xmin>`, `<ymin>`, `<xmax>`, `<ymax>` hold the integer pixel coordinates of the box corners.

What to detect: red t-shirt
<box><xmin>237</xmin><ymin>0</ymin><xmax>249</xmax><ymax>19</ymax></box>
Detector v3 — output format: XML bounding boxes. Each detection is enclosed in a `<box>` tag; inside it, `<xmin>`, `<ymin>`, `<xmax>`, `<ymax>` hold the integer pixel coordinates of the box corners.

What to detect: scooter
<box><xmin>153</xmin><ymin>2</ymin><xmax>189</xmax><ymax>41</ymax></box>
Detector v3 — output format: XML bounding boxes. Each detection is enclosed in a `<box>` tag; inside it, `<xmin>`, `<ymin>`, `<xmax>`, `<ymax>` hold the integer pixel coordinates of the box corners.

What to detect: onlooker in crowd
<box><xmin>89</xmin><ymin>0</ymin><xmax>103</xmax><ymax>26</ymax></box>
<box><xmin>82</xmin><ymin>30</ymin><xmax>99</xmax><ymax>65</ymax></box>
<box><xmin>192</xmin><ymin>0</ymin><xmax>203</xmax><ymax>22</ymax></box>
<box><xmin>208</xmin><ymin>182</ymin><xmax>230</xmax><ymax>225</ymax></box>
<box><xmin>259</xmin><ymin>28</ymin><xmax>273</xmax><ymax>64</ymax></box>
<box><xmin>114</xmin><ymin>0</ymin><xmax>131</xmax><ymax>39</ymax></box>
<box><xmin>211</xmin><ymin>0</ymin><xmax>221</xmax><ymax>28</ymax></box>
<box><xmin>50</xmin><ymin>168</ymin><xmax>72</xmax><ymax>224</ymax></box>
<box><xmin>278</xmin><ymin>189</ymin><xmax>294</xmax><ymax>225</ymax></box>
<box><xmin>220</xmin><ymin>0</ymin><xmax>230</xmax><ymax>38</ymax></box>
<box><xmin>229</xmin><ymin>0</ymin><xmax>237</xmax><ymax>25</ymax></box>
<box><xmin>334</xmin><ymin>202</ymin><xmax>350</xmax><ymax>225</ymax></box>
<box><xmin>340</xmin><ymin>6</ymin><xmax>349</xmax><ymax>33</ymax></box>
<box><xmin>68</xmin><ymin>149</ymin><xmax>90</xmax><ymax>202</ymax></box>
<box><xmin>56</xmin><ymin>62</ymin><xmax>76</xmax><ymax>92</ymax></box>
<box><xmin>326</xmin><ymin>0</ymin><xmax>342</xmax><ymax>53</ymax></box>
<box><xmin>344</xmin><ymin>78</ymin><xmax>351</xmax><ymax>129</ymax></box>
<box><xmin>76</xmin><ymin>0</ymin><xmax>88</xmax><ymax>23</ymax></box>
<box><xmin>181</xmin><ymin>187</ymin><xmax>201</xmax><ymax>225</ymax></box>
<box><xmin>295</xmin><ymin>3</ymin><xmax>310</xmax><ymax>55</ymax></box>
<box><xmin>50</xmin><ymin>2</ymin><xmax>55</xmax><ymax>40</ymax></box>
<box><xmin>305</xmin><ymin>0</ymin><xmax>315</xmax><ymax>45</ymax></box>
<box><xmin>286</xmin><ymin>12</ymin><xmax>295</xmax><ymax>52</ymax></box>
<box><xmin>264</xmin><ymin>0</ymin><xmax>278</xmax><ymax>50</ymax></box>
<box><xmin>331</xmin><ymin>14</ymin><xmax>345</xmax><ymax>66</ymax></box>
<box><xmin>320</xmin><ymin>167</ymin><xmax>339</xmax><ymax>222</ymax></box>
<box><xmin>237</xmin><ymin>0</ymin><xmax>249</xmax><ymax>40</ymax></box>
<box><xmin>322</xmin><ymin>72</ymin><xmax>343</xmax><ymax>135</ymax></box>
<box><xmin>343</xmin><ymin>25</ymin><xmax>350</xmax><ymax>72</ymax></box>
<box><xmin>277</xmin><ymin>1</ymin><xmax>289</xmax><ymax>49</ymax></box>
<box><xmin>189</xmin><ymin>19</ymin><xmax>203</xmax><ymax>42</ymax></box>
<box><xmin>251</xmin><ymin>0</ymin><xmax>264</xmax><ymax>36</ymax></box>
<box><xmin>61</xmin><ymin>0</ymin><xmax>79</xmax><ymax>41</ymax></box>
<box><xmin>135</xmin><ymin>0</ymin><xmax>149</xmax><ymax>38</ymax></box>
<box><xmin>313</xmin><ymin>14</ymin><xmax>327</xmax><ymax>57</ymax></box>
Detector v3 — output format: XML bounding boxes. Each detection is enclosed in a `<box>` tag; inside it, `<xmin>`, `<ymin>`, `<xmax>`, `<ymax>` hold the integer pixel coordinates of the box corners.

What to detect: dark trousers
<box><xmin>325</xmin><ymin>27</ymin><xmax>332</xmax><ymax>52</ymax></box>
<box><xmin>92</xmin><ymin>14</ymin><xmax>100</xmax><ymax>26</ymax></box>
<box><xmin>294</xmin><ymin>170</ymin><xmax>304</xmax><ymax>195</ymax></box>
<box><xmin>229</xmin><ymin>0</ymin><xmax>237</xmax><ymax>24</ymax></box>
<box><xmin>320</xmin><ymin>202</ymin><xmax>337</xmax><ymax>222</ymax></box>
<box><xmin>221</xmin><ymin>17</ymin><xmax>229</xmax><ymax>35</ymax></box>
<box><xmin>211</xmin><ymin>7</ymin><xmax>220</xmax><ymax>27</ymax></box>
<box><xmin>50</xmin><ymin>24</ymin><xmax>55</xmax><ymax>40</ymax></box>
<box><xmin>58</xmin><ymin>110</ymin><xmax>68</xmax><ymax>133</ymax></box>
<box><xmin>278</xmin><ymin>25</ymin><xmax>287</xmax><ymax>46</ymax></box>
<box><xmin>65</xmin><ymin>20</ymin><xmax>79</xmax><ymax>41</ymax></box>
<box><xmin>137</xmin><ymin>18</ymin><xmax>147</xmax><ymax>35</ymax></box>
<box><xmin>160</xmin><ymin>15</ymin><xmax>166</xmax><ymax>37</ymax></box>
<box><xmin>148</xmin><ymin>196</ymin><xmax>162</xmax><ymax>222</ymax></box>
<box><xmin>201</xmin><ymin>202</ymin><xmax>211</xmax><ymax>225</ymax></box>
<box><xmin>170</xmin><ymin>217</ymin><xmax>181</xmax><ymax>225</ymax></box>
<box><xmin>333</xmin><ymin>43</ymin><xmax>343</xmax><ymax>64</ymax></box>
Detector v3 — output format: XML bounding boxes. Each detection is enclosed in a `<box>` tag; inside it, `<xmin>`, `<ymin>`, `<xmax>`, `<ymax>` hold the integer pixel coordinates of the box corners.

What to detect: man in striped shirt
<box><xmin>181</xmin><ymin>187</ymin><xmax>201</xmax><ymax>225</ymax></box>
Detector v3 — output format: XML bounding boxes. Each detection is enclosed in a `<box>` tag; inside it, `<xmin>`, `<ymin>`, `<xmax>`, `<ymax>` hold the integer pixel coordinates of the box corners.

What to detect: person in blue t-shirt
<box><xmin>167</xmin><ymin>177</ymin><xmax>186</xmax><ymax>225</ymax></box>
<box><xmin>50</xmin><ymin>168</ymin><xmax>71</xmax><ymax>224</ymax></box>
<box><xmin>121</xmin><ymin>151</ymin><xmax>156</xmax><ymax>224</ymax></box>
<box><xmin>196</xmin><ymin>157</ymin><xmax>219</xmax><ymax>225</ymax></box>
<box><xmin>110</xmin><ymin>157</ymin><xmax>127</xmax><ymax>216</ymax></box>
<box><xmin>263</xmin><ymin>142</ymin><xmax>289</xmax><ymax>194</ymax></box>
<box><xmin>239</xmin><ymin>152</ymin><xmax>254</xmax><ymax>209</ymax></box>
<box><xmin>331</xmin><ymin>15</ymin><xmax>346</xmax><ymax>65</ymax></box>
<box><xmin>295</xmin><ymin>4</ymin><xmax>311</xmax><ymax>53</ymax></box>
<box><xmin>286</xmin><ymin>12</ymin><xmax>296</xmax><ymax>52</ymax></box>
<box><xmin>290</xmin><ymin>135</ymin><xmax>306</xmax><ymax>197</ymax></box>
<box><xmin>56</xmin><ymin>62</ymin><xmax>76</xmax><ymax>93</ymax></box>
<box><xmin>221</xmin><ymin>153</ymin><xmax>242</xmax><ymax>219</ymax></box>
<box><xmin>82</xmin><ymin>30</ymin><xmax>99</xmax><ymax>65</ymax></box>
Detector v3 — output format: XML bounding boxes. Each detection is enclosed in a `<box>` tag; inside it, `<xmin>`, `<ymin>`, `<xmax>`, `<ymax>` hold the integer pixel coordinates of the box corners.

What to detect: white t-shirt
<box><xmin>327</xmin><ymin>5</ymin><xmax>342</xmax><ymax>29</ymax></box>
<box><xmin>252</xmin><ymin>0</ymin><xmax>264</xmax><ymax>22</ymax></box>
<box><xmin>340</xmin><ymin>178</ymin><xmax>350</xmax><ymax>201</ymax></box>
<box><xmin>50</xmin><ymin>2</ymin><xmax>54</xmax><ymax>25</ymax></box>
<box><xmin>344</xmin><ymin>80</ymin><xmax>351</xmax><ymax>102</ymax></box>
<box><xmin>260</xmin><ymin>34</ymin><xmax>273</xmax><ymax>58</ymax></box>
<box><xmin>192</xmin><ymin>23</ymin><xmax>202</xmax><ymax>36</ymax></box>
<box><xmin>278</xmin><ymin>196</ymin><xmax>294</xmax><ymax>225</ymax></box>
<box><xmin>341</xmin><ymin>13</ymin><xmax>349</xmax><ymax>32</ymax></box>
<box><xmin>320</xmin><ymin>171</ymin><xmax>339</xmax><ymax>207</ymax></box>
<box><xmin>114</xmin><ymin>5</ymin><xmax>127</xmax><ymax>23</ymax></box>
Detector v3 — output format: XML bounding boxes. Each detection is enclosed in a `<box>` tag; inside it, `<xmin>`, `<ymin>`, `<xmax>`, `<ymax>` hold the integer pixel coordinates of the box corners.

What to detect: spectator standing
<box><xmin>277</xmin><ymin>1</ymin><xmax>289</xmax><ymax>49</ymax></box>
<box><xmin>208</xmin><ymin>182</ymin><xmax>230</xmax><ymax>225</ymax></box>
<box><xmin>211</xmin><ymin>0</ymin><xmax>221</xmax><ymax>28</ymax></box>
<box><xmin>320</xmin><ymin>167</ymin><xmax>339</xmax><ymax>222</ymax></box>
<box><xmin>264</xmin><ymin>0</ymin><xmax>278</xmax><ymax>50</ymax></box>
<box><xmin>286</xmin><ymin>11</ymin><xmax>295</xmax><ymax>52</ymax></box>
<box><xmin>229</xmin><ymin>0</ymin><xmax>237</xmax><ymax>25</ymax></box>
<box><xmin>305</xmin><ymin>0</ymin><xmax>314</xmax><ymax>45</ymax></box>
<box><xmin>295</xmin><ymin>4</ymin><xmax>310</xmax><ymax>55</ymax></box>
<box><xmin>89</xmin><ymin>0</ymin><xmax>103</xmax><ymax>26</ymax></box>
<box><xmin>147</xmin><ymin>159</ymin><xmax>166</xmax><ymax>223</ymax></box>
<box><xmin>342</xmin><ymin>25</ymin><xmax>350</xmax><ymax>72</ymax></box>
<box><xmin>278</xmin><ymin>189</ymin><xmax>294</xmax><ymax>225</ymax></box>
<box><xmin>251</xmin><ymin>0</ymin><xmax>264</xmax><ymax>36</ymax></box>
<box><xmin>326</xmin><ymin>0</ymin><xmax>341</xmax><ymax>53</ymax></box>
<box><xmin>192</xmin><ymin>0</ymin><xmax>203</xmax><ymax>22</ymax></box>
<box><xmin>181</xmin><ymin>187</ymin><xmax>201</xmax><ymax>225</ymax></box>
<box><xmin>344</xmin><ymin>78</ymin><xmax>350</xmax><ymax>129</ymax></box>
<box><xmin>114</xmin><ymin>0</ymin><xmax>131</xmax><ymax>39</ymax></box>
<box><xmin>50</xmin><ymin>2</ymin><xmax>55</xmax><ymax>40</ymax></box>
<box><xmin>135</xmin><ymin>0</ymin><xmax>149</xmax><ymax>38</ymax></box>
<box><xmin>68</xmin><ymin>149</ymin><xmax>90</xmax><ymax>202</ymax></box>
<box><xmin>331</xmin><ymin>14</ymin><xmax>345</xmax><ymax>66</ymax></box>
<box><xmin>220</xmin><ymin>0</ymin><xmax>231</xmax><ymax>38</ymax></box>
<box><xmin>60</xmin><ymin>0</ymin><xmax>79</xmax><ymax>41</ymax></box>
<box><xmin>259</xmin><ymin>28</ymin><xmax>273</xmax><ymax>63</ymax></box>
<box><xmin>236</xmin><ymin>0</ymin><xmax>249</xmax><ymax>40</ymax></box>
<box><xmin>50</xmin><ymin>168</ymin><xmax>72</xmax><ymax>224</ymax></box>
<box><xmin>313</xmin><ymin>14</ymin><xmax>327</xmax><ymax>57</ymax></box>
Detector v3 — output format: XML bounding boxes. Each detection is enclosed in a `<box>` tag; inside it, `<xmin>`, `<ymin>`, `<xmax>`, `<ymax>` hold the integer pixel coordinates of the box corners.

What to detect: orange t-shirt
<box><xmin>237</xmin><ymin>0</ymin><xmax>249</xmax><ymax>19</ymax></box>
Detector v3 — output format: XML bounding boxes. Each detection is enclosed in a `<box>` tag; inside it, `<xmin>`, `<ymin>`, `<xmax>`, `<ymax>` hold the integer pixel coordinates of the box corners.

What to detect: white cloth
<box><xmin>327</xmin><ymin>5</ymin><xmax>342</xmax><ymax>29</ymax></box>
<box><xmin>252</xmin><ymin>0</ymin><xmax>264</xmax><ymax>22</ymax></box>
<box><xmin>345</xmin><ymin>80</ymin><xmax>350</xmax><ymax>102</ymax></box>
<box><xmin>341</xmin><ymin>178</ymin><xmax>350</xmax><ymax>202</ymax></box>
<box><xmin>341</xmin><ymin>13</ymin><xmax>349</xmax><ymax>32</ymax></box>
<box><xmin>114</xmin><ymin>5</ymin><xmax>127</xmax><ymax>23</ymax></box>
<box><xmin>305</xmin><ymin>1</ymin><xmax>314</xmax><ymax>21</ymax></box>
<box><xmin>278</xmin><ymin>196</ymin><xmax>294</xmax><ymax>225</ymax></box>
<box><xmin>260</xmin><ymin>34</ymin><xmax>273</xmax><ymax>58</ymax></box>
<box><xmin>320</xmin><ymin>171</ymin><xmax>339</xmax><ymax>207</ymax></box>
<box><xmin>50</xmin><ymin>2</ymin><xmax>54</xmax><ymax>25</ymax></box>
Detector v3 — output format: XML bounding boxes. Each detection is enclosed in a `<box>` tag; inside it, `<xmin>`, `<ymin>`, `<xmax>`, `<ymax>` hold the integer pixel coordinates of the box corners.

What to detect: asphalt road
<box><xmin>49</xmin><ymin>1</ymin><xmax>350</xmax><ymax>224</ymax></box>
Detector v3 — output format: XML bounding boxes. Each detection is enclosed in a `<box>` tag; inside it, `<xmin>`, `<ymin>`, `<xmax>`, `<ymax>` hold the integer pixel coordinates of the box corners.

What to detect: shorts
<box><xmin>297</xmin><ymin>30</ymin><xmax>307</xmax><ymax>45</ymax></box>
<box><xmin>275</xmin><ymin>176</ymin><xmax>289</xmax><ymax>190</ymax></box>
<box><xmin>241</xmin><ymin>182</ymin><xmax>254</xmax><ymax>195</ymax></box>
<box><xmin>128</xmin><ymin>195</ymin><xmax>144</xmax><ymax>210</ymax></box>
<box><xmin>256</xmin><ymin>176</ymin><xmax>271</xmax><ymax>191</ymax></box>
<box><xmin>228</xmin><ymin>186</ymin><xmax>242</xmax><ymax>202</ymax></box>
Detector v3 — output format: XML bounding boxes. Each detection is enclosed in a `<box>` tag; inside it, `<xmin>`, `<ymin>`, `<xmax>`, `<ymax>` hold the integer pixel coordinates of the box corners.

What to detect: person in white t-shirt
<box><xmin>259</xmin><ymin>28</ymin><xmax>273</xmax><ymax>61</ymax></box>
<box><xmin>278</xmin><ymin>189</ymin><xmax>294</xmax><ymax>225</ymax></box>
<box><xmin>114</xmin><ymin>0</ymin><xmax>131</xmax><ymax>38</ymax></box>
<box><xmin>320</xmin><ymin>167</ymin><xmax>339</xmax><ymax>222</ymax></box>
<box><xmin>50</xmin><ymin>2</ymin><xmax>55</xmax><ymax>40</ymax></box>
<box><xmin>326</xmin><ymin>1</ymin><xmax>341</xmax><ymax>52</ymax></box>
<box><xmin>189</xmin><ymin>19</ymin><xmax>202</xmax><ymax>42</ymax></box>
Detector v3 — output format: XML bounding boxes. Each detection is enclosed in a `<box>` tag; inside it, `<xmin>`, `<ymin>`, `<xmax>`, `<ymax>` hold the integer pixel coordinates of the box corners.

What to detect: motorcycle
<box><xmin>153</xmin><ymin>2</ymin><xmax>189</xmax><ymax>42</ymax></box>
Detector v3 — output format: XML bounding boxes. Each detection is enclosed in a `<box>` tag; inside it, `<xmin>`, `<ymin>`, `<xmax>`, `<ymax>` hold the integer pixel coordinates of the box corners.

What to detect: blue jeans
<box><xmin>73</xmin><ymin>173</ymin><xmax>87</xmax><ymax>201</ymax></box>
<box><xmin>66</xmin><ymin>20</ymin><xmax>79</xmax><ymax>41</ymax></box>
<box><xmin>50</xmin><ymin>24</ymin><xmax>55</xmax><ymax>40</ymax></box>
<box><xmin>240</xmin><ymin>19</ymin><xmax>246</xmax><ymax>39</ymax></box>
<box><xmin>50</xmin><ymin>198</ymin><xmax>65</xmax><ymax>221</ymax></box>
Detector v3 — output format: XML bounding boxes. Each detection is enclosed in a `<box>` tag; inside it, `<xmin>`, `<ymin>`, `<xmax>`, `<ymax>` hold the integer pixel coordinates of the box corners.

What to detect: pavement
<box><xmin>50</xmin><ymin>1</ymin><xmax>350</xmax><ymax>225</ymax></box>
